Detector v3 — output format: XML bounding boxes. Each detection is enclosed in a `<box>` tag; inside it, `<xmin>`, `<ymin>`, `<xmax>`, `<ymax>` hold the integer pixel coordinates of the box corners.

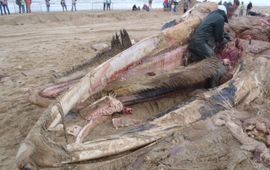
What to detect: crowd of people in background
<box><xmin>218</xmin><ymin>1</ymin><xmax>256</xmax><ymax>16</ymax></box>
<box><xmin>162</xmin><ymin>0</ymin><xmax>192</xmax><ymax>13</ymax></box>
<box><xmin>163</xmin><ymin>0</ymin><xmax>179</xmax><ymax>12</ymax></box>
<box><xmin>0</xmin><ymin>0</ymin><xmax>266</xmax><ymax>16</ymax></box>
<box><xmin>44</xmin><ymin>0</ymin><xmax>76</xmax><ymax>12</ymax></box>
<box><xmin>0</xmin><ymin>0</ymin><xmax>79</xmax><ymax>14</ymax></box>
<box><xmin>15</xmin><ymin>0</ymin><xmax>31</xmax><ymax>13</ymax></box>
<box><xmin>0</xmin><ymin>0</ymin><xmax>80</xmax><ymax>14</ymax></box>
<box><xmin>132</xmin><ymin>0</ymin><xmax>153</xmax><ymax>12</ymax></box>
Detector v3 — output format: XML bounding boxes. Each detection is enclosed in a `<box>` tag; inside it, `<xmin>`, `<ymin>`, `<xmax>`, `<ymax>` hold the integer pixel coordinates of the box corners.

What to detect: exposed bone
<box><xmin>16</xmin><ymin>9</ymin><xmax>209</xmax><ymax>168</ymax></box>
<box><xmin>80</xmin><ymin>96</ymin><xmax>123</xmax><ymax>120</ymax></box>
<box><xmin>118</xmin><ymin>46</ymin><xmax>186</xmax><ymax>81</ymax></box>
<box><xmin>27</xmin><ymin>6</ymin><xmax>270</xmax><ymax>108</ymax></box>
<box><xmin>28</xmin><ymin>2</ymin><xmax>219</xmax><ymax>107</ymax></box>
<box><xmin>16</xmin><ymin>2</ymin><xmax>270</xmax><ymax>169</ymax></box>
<box><xmin>47</xmin><ymin>16</ymin><xmax>201</xmax><ymax>130</ymax></box>
<box><xmin>75</xmin><ymin>96</ymin><xmax>123</xmax><ymax>143</ymax></box>
<box><xmin>40</xmin><ymin>79</ymin><xmax>79</xmax><ymax>98</ymax></box>
<box><xmin>28</xmin><ymin>30</ymin><xmax>133</xmax><ymax>107</ymax></box>
<box><xmin>62</xmin><ymin>56</ymin><xmax>270</xmax><ymax>163</ymax></box>
<box><xmin>112</xmin><ymin>117</ymin><xmax>142</xmax><ymax>129</ymax></box>
<box><xmin>67</xmin><ymin>125</ymin><xmax>82</xmax><ymax>136</ymax></box>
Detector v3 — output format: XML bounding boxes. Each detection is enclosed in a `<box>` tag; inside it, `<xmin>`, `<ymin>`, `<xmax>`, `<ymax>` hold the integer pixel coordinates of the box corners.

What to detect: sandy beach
<box><xmin>0</xmin><ymin>10</ymin><xmax>180</xmax><ymax>169</ymax></box>
<box><xmin>0</xmin><ymin>5</ymin><xmax>270</xmax><ymax>169</ymax></box>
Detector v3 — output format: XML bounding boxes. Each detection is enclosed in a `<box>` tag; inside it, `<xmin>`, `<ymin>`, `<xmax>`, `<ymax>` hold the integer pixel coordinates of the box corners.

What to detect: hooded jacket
<box><xmin>190</xmin><ymin>9</ymin><xmax>228</xmax><ymax>45</ymax></box>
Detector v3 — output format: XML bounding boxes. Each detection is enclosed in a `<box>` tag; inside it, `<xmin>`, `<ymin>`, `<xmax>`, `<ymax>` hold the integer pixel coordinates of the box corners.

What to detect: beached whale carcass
<box><xmin>27</xmin><ymin>0</ymin><xmax>270</xmax><ymax>108</ymax></box>
<box><xmin>16</xmin><ymin>2</ymin><xmax>270</xmax><ymax>170</ymax></box>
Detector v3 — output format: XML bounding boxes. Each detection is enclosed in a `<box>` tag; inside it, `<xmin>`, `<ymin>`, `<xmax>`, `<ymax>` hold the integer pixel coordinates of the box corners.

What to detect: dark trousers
<box><xmin>46</xmin><ymin>5</ymin><xmax>50</xmax><ymax>12</ymax></box>
<box><xmin>207</xmin><ymin>64</ymin><xmax>228</xmax><ymax>88</ymax></box>
<box><xmin>18</xmin><ymin>4</ymin><xmax>25</xmax><ymax>13</ymax></box>
<box><xmin>21</xmin><ymin>5</ymin><xmax>25</xmax><ymax>13</ymax></box>
<box><xmin>18</xmin><ymin>4</ymin><xmax>21</xmax><ymax>13</ymax></box>
<box><xmin>71</xmin><ymin>3</ymin><xmax>76</xmax><ymax>11</ymax></box>
<box><xmin>188</xmin><ymin>41</ymin><xmax>215</xmax><ymax>63</ymax></box>
<box><xmin>103</xmin><ymin>3</ymin><xmax>110</xmax><ymax>10</ymax></box>
<box><xmin>188</xmin><ymin>40</ymin><xmax>225</xmax><ymax>88</ymax></box>
<box><xmin>107</xmin><ymin>3</ymin><xmax>110</xmax><ymax>10</ymax></box>
<box><xmin>62</xmin><ymin>4</ymin><xmax>67</xmax><ymax>11</ymax></box>
<box><xmin>0</xmin><ymin>4</ymin><xmax>3</xmax><ymax>15</ymax></box>
<box><xmin>3</xmin><ymin>4</ymin><xmax>10</xmax><ymax>15</ymax></box>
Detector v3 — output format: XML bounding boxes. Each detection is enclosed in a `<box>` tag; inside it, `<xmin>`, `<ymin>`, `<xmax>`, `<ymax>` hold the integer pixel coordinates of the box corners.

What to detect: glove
<box><xmin>223</xmin><ymin>32</ymin><xmax>231</xmax><ymax>41</ymax></box>
<box><xmin>215</xmin><ymin>38</ymin><xmax>228</xmax><ymax>52</ymax></box>
<box><xmin>222</xmin><ymin>38</ymin><xmax>229</xmax><ymax>45</ymax></box>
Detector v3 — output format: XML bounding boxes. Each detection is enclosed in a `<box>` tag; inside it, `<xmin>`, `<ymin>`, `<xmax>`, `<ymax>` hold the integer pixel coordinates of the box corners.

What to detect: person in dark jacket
<box><xmin>246</xmin><ymin>1</ymin><xmax>252</xmax><ymax>15</ymax></box>
<box><xmin>187</xmin><ymin>5</ymin><xmax>231</xmax><ymax>87</ymax></box>
<box><xmin>188</xmin><ymin>5</ymin><xmax>229</xmax><ymax>62</ymax></box>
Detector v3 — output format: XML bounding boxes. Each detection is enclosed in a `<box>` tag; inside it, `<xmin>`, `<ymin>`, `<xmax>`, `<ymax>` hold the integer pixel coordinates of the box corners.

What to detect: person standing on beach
<box><xmin>172</xmin><ymin>0</ymin><xmax>178</xmax><ymax>12</ymax></box>
<box><xmin>148</xmin><ymin>0</ymin><xmax>152</xmax><ymax>8</ymax></box>
<box><xmin>2</xmin><ymin>0</ymin><xmax>10</xmax><ymax>15</ymax></box>
<box><xmin>103</xmin><ymin>0</ymin><xmax>106</xmax><ymax>10</ymax></box>
<box><xmin>106</xmin><ymin>0</ymin><xmax>111</xmax><ymax>10</ymax></box>
<box><xmin>60</xmin><ymin>0</ymin><xmax>67</xmax><ymax>12</ymax></box>
<box><xmin>103</xmin><ymin>0</ymin><xmax>111</xmax><ymax>11</ymax></box>
<box><xmin>163</xmin><ymin>0</ymin><xmax>168</xmax><ymax>9</ymax></box>
<box><xmin>168</xmin><ymin>0</ymin><xmax>172</xmax><ymax>9</ymax></box>
<box><xmin>16</xmin><ymin>0</ymin><xmax>22</xmax><ymax>13</ymax></box>
<box><xmin>21</xmin><ymin>0</ymin><xmax>26</xmax><ymax>13</ymax></box>
<box><xmin>0</xmin><ymin>1</ymin><xmax>3</xmax><ymax>15</ymax></box>
<box><xmin>239</xmin><ymin>1</ymin><xmax>244</xmax><ymax>16</ymax></box>
<box><xmin>71</xmin><ymin>0</ymin><xmax>77</xmax><ymax>11</ymax></box>
<box><xmin>45</xmin><ymin>0</ymin><xmax>50</xmax><ymax>12</ymax></box>
<box><xmin>25</xmin><ymin>0</ymin><xmax>31</xmax><ymax>13</ymax></box>
<box><xmin>246</xmin><ymin>1</ymin><xmax>252</xmax><ymax>15</ymax></box>
<box><xmin>142</xmin><ymin>4</ymin><xmax>149</xmax><ymax>11</ymax></box>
